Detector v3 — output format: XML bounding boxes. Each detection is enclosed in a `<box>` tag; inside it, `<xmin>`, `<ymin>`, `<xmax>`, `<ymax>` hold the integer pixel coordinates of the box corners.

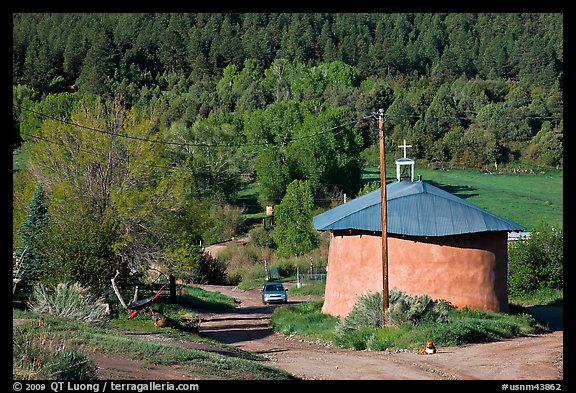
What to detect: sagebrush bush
<box><xmin>387</xmin><ymin>290</ymin><xmax>453</xmax><ymax>326</ymax></box>
<box><xmin>29</xmin><ymin>281</ymin><xmax>110</xmax><ymax>327</ymax></box>
<box><xmin>270</xmin><ymin>292</ymin><xmax>542</xmax><ymax>352</ymax></box>
<box><xmin>335</xmin><ymin>292</ymin><xmax>384</xmax><ymax>338</ymax></box>
<box><xmin>335</xmin><ymin>290</ymin><xmax>453</xmax><ymax>337</ymax></box>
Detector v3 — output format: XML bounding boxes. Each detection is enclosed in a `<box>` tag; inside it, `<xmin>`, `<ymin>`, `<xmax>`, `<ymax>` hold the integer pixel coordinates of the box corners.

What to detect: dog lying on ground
<box><xmin>418</xmin><ymin>340</ymin><xmax>437</xmax><ymax>355</ymax></box>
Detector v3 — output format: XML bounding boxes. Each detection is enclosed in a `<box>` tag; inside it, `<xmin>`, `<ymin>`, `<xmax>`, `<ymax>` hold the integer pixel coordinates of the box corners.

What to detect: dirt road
<box><xmin>203</xmin><ymin>237</ymin><xmax>250</xmax><ymax>259</ymax></box>
<box><xmin>197</xmin><ymin>284</ymin><xmax>563</xmax><ymax>380</ymax></box>
<box><xmin>14</xmin><ymin>284</ymin><xmax>563</xmax><ymax>381</ymax></box>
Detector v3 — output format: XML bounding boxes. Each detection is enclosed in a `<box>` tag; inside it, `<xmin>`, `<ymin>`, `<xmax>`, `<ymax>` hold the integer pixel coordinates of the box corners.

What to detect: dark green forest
<box><xmin>13</xmin><ymin>13</ymin><xmax>563</xmax><ymax>291</ymax></box>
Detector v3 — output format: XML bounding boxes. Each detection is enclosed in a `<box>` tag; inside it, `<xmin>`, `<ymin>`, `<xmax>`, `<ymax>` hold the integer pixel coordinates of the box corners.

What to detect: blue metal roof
<box><xmin>313</xmin><ymin>180</ymin><xmax>525</xmax><ymax>237</ymax></box>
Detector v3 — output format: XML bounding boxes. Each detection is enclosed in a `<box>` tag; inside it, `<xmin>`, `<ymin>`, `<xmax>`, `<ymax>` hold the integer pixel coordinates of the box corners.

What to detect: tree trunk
<box><xmin>169</xmin><ymin>274</ymin><xmax>177</xmax><ymax>304</ymax></box>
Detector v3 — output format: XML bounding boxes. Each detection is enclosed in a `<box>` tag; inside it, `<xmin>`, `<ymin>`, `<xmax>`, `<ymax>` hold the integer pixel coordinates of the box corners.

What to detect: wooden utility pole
<box><xmin>378</xmin><ymin>108</ymin><xmax>389</xmax><ymax>326</ymax></box>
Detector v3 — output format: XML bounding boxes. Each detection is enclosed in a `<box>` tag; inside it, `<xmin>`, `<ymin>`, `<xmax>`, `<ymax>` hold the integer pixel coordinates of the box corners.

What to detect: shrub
<box><xmin>192</xmin><ymin>252</ymin><xmax>228</xmax><ymax>284</ymax></box>
<box><xmin>271</xmin><ymin>258</ymin><xmax>299</xmax><ymax>277</ymax></box>
<box><xmin>173</xmin><ymin>249</ymin><xmax>228</xmax><ymax>285</ymax></box>
<box><xmin>387</xmin><ymin>290</ymin><xmax>453</xmax><ymax>326</ymax></box>
<box><xmin>29</xmin><ymin>281</ymin><xmax>110</xmax><ymax>327</ymax></box>
<box><xmin>335</xmin><ymin>290</ymin><xmax>453</xmax><ymax>337</ymax></box>
<box><xmin>335</xmin><ymin>292</ymin><xmax>384</xmax><ymax>338</ymax></box>
<box><xmin>217</xmin><ymin>242</ymin><xmax>265</xmax><ymax>283</ymax></box>
<box><xmin>203</xmin><ymin>203</ymin><xmax>246</xmax><ymax>244</ymax></box>
<box><xmin>508</xmin><ymin>222</ymin><xmax>563</xmax><ymax>296</ymax></box>
<box><xmin>249</xmin><ymin>225</ymin><xmax>276</xmax><ymax>249</ymax></box>
<box><xmin>225</xmin><ymin>263</ymin><xmax>266</xmax><ymax>286</ymax></box>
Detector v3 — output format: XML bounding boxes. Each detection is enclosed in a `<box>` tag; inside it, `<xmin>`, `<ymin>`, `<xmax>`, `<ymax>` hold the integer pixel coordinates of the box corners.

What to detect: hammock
<box><xmin>126</xmin><ymin>283</ymin><xmax>168</xmax><ymax>318</ymax></box>
<box><xmin>110</xmin><ymin>267</ymin><xmax>169</xmax><ymax>319</ymax></box>
<box><xmin>127</xmin><ymin>283</ymin><xmax>167</xmax><ymax>310</ymax></box>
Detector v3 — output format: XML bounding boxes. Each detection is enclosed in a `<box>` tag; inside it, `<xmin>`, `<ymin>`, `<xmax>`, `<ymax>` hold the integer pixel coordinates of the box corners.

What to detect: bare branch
<box><xmin>110</xmin><ymin>269</ymin><xmax>128</xmax><ymax>310</ymax></box>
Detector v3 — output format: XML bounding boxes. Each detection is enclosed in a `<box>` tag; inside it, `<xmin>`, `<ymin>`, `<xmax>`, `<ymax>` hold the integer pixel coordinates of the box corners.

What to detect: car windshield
<box><xmin>265</xmin><ymin>284</ymin><xmax>284</xmax><ymax>291</ymax></box>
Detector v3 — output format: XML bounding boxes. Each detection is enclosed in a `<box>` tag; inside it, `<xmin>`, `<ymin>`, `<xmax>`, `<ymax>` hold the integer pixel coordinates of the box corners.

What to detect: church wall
<box><xmin>321</xmin><ymin>231</ymin><xmax>509</xmax><ymax>318</ymax></box>
<box><xmin>321</xmin><ymin>232</ymin><xmax>384</xmax><ymax>318</ymax></box>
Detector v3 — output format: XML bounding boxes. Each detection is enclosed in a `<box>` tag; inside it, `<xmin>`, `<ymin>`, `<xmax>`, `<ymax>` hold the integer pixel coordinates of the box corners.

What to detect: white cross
<box><xmin>398</xmin><ymin>139</ymin><xmax>412</xmax><ymax>158</ymax></box>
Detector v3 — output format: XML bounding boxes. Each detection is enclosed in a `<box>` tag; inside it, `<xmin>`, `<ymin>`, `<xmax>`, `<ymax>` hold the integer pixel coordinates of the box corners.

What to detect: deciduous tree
<box><xmin>273</xmin><ymin>179</ymin><xmax>318</xmax><ymax>257</ymax></box>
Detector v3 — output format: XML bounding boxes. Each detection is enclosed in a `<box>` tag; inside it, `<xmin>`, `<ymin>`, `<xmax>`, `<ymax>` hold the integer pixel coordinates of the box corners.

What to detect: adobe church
<box><xmin>313</xmin><ymin>141</ymin><xmax>524</xmax><ymax>317</ymax></box>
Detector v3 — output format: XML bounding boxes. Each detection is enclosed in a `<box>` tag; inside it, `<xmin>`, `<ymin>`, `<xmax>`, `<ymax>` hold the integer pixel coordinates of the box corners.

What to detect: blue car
<box><xmin>261</xmin><ymin>282</ymin><xmax>288</xmax><ymax>304</ymax></box>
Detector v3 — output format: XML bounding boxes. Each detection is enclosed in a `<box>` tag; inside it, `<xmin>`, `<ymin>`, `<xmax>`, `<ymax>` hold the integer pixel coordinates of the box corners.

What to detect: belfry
<box><xmin>395</xmin><ymin>139</ymin><xmax>414</xmax><ymax>182</ymax></box>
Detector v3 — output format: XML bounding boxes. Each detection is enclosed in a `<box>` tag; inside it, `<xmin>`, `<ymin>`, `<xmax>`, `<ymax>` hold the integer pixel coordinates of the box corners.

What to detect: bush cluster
<box><xmin>387</xmin><ymin>290</ymin><xmax>453</xmax><ymax>326</ymax></box>
<box><xmin>29</xmin><ymin>281</ymin><xmax>110</xmax><ymax>327</ymax></box>
<box><xmin>508</xmin><ymin>222</ymin><xmax>563</xmax><ymax>297</ymax></box>
<box><xmin>335</xmin><ymin>290</ymin><xmax>453</xmax><ymax>338</ymax></box>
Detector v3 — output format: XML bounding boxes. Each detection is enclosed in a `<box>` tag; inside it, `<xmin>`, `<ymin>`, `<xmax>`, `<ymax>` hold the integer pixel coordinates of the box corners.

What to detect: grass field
<box><xmin>239</xmin><ymin>164</ymin><xmax>562</xmax><ymax>232</ymax></box>
<box><xmin>361</xmin><ymin>165</ymin><xmax>563</xmax><ymax>231</ymax></box>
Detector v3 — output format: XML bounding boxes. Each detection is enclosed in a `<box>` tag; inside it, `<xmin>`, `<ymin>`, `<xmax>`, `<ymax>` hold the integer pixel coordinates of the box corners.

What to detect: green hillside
<box><xmin>362</xmin><ymin>165</ymin><xmax>563</xmax><ymax>231</ymax></box>
<box><xmin>13</xmin><ymin>13</ymin><xmax>563</xmax><ymax>293</ymax></box>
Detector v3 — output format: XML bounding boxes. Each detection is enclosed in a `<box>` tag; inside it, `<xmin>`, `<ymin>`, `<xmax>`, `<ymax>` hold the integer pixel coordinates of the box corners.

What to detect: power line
<box><xmin>17</xmin><ymin>104</ymin><xmax>375</xmax><ymax>199</ymax></box>
<box><xmin>18</xmin><ymin>104</ymin><xmax>561</xmax><ymax>155</ymax></box>
<box><xmin>20</xmin><ymin>127</ymin><xmax>284</xmax><ymax>176</ymax></box>
<box><xmin>17</xmin><ymin>104</ymin><xmax>372</xmax><ymax>149</ymax></box>
<box><xmin>367</xmin><ymin>111</ymin><xmax>562</xmax><ymax>122</ymax></box>
<box><xmin>20</xmin><ymin>130</ymin><xmax>249</xmax><ymax>185</ymax></box>
<box><xmin>22</xmin><ymin>131</ymin><xmax>334</xmax><ymax>206</ymax></box>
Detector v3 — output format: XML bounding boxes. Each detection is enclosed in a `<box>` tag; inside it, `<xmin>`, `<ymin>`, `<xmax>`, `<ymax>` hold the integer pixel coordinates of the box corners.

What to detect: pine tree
<box><xmin>15</xmin><ymin>183</ymin><xmax>49</xmax><ymax>288</ymax></box>
<box><xmin>76</xmin><ymin>28</ymin><xmax>115</xmax><ymax>97</ymax></box>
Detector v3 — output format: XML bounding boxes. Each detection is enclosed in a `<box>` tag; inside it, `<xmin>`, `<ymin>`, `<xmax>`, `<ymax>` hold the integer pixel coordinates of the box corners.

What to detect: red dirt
<box><xmin>90</xmin><ymin>352</ymin><xmax>224</xmax><ymax>380</ymax></box>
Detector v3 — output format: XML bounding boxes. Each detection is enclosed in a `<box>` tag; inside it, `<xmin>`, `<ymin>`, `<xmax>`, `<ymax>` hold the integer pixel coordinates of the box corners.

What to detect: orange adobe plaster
<box><xmin>321</xmin><ymin>230</ymin><xmax>509</xmax><ymax>318</ymax></box>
